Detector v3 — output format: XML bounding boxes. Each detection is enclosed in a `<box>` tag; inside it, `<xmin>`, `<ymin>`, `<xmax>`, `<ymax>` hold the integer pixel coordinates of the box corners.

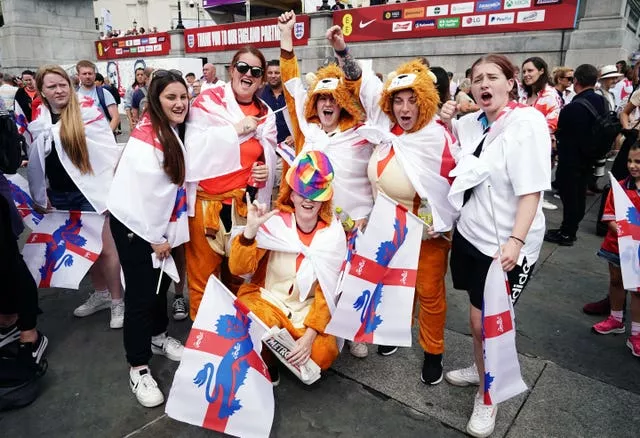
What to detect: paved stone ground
<box><xmin>1</xmin><ymin>133</ymin><xmax>639</xmax><ymax>437</ymax></box>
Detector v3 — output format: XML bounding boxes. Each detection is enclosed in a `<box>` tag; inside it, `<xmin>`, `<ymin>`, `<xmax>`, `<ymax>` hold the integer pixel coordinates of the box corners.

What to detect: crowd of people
<box><xmin>0</xmin><ymin>9</ymin><xmax>638</xmax><ymax>438</ymax></box>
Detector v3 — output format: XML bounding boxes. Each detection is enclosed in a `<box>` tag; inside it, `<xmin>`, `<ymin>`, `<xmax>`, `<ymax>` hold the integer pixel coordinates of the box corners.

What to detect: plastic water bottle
<box><xmin>335</xmin><ymin>207</ymin><xmax>355</xmax><ymax>232</ymax></box>
<box><xmin>418</xmin><ymin>199</ymin><xmax>433</xmax><ymax>227</ymax></box>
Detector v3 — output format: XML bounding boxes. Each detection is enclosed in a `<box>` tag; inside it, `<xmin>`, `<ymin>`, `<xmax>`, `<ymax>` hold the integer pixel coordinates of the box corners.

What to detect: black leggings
<box><xmin>110</xmin><ymin>216</ymin><xmax>171</xmax><ymax>367</ymax></box>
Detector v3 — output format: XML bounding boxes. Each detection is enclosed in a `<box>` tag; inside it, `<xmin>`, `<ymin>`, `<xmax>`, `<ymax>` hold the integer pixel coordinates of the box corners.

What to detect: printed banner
<box><xmin>6</xmin><ymin>173</ymin><xmax>44</xmax><ymax>230</ymax></box>
<box><xmin>609</xmin><ymin>173</ymin><xmax>640</xmax><ymax>291</ymax></box>
<box><xmin>22</xmin><ymin>210</ymin><xmax>105</xmax><ymax>289</ymax></box>
<box><xmin>184</xmin><ymin>15</ymin><xmax>310</xmax><ymax>53</ymax></box>
<box><xmin>333</xmin><ymin>0</ymin><xmax>578</xmax><ymax>43</ymax></box>
<box><xmin>95</xmin><ymin>32</ymin><xmax>171</xmax><ymax>60</ymax></box>
<box><xmin>325</xmin><ymin>193</ymin><xmax>422</xmax><ymax>347</ymax></box>
<box><xmin>166</xmin><ymin>276</ymin><xmax>274</xmax><ymax>438</ymax></box>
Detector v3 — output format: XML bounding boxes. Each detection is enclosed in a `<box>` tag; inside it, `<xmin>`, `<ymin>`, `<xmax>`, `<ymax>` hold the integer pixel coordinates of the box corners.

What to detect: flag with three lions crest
<box><xmin>22</xmin><ymin>210</ymin><xmax>105</xmax><ymax>289</ymax></box>
<box><xmin>166</xmin><ymin>276</ymin><xmax>274</xmax><ymax>438</ymax></box>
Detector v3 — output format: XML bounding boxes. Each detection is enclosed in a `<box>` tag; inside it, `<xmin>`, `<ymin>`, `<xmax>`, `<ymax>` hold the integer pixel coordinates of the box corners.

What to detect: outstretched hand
<box><xmin>326</xmin><ymin>25</ymin><xmax>346</xmax><ymax>51</ymax></box>
<box><xmin>243</xmin><ymin>193</ymin><xmax>279</xmax><ymax>240</ymax></box>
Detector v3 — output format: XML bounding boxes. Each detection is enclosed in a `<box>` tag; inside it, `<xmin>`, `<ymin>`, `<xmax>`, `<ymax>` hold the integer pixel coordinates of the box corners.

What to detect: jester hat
<box><xmin>304</xmin><ymin>63</ymin><xmax>365</xmax><ymax>131</ymax></box>
<box><xmin>379</xmin><ymin>59</ymin><xmax>440</xmax><ymax>133</ymax></box>
<box><xmin>285</xmin><ymin>150</ymin><xmax>335</xmax><ymax>202</ymax></box>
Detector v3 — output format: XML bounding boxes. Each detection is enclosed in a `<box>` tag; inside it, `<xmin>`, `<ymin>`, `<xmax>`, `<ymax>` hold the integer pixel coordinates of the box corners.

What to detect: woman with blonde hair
<box><xmin>456</xmin><ymin>78</ymin><xmax>480</xmax><ymax>115</ymax></box>
<box><xmin>27</xmin><ymin>65</ymin><xmax>124</xmax><ymax>328</ymax></box>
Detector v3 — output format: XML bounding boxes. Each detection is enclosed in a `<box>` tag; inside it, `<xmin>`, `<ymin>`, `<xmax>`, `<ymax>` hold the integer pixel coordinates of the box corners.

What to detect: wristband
<box><xmin>509</xmin><ymin>235</ymin><xmax>525</xmax><ymax>245</ymax></box>
<box><xmin>335</xmin><ymin>46</ymin><xmax>349</xmax><ymax>57</ymax></box>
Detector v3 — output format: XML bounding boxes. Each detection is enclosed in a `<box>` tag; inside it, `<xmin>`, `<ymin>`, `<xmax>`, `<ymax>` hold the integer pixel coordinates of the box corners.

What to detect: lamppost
<box><xmin>175</xmin><ymin>1</ymin><xmax>185</xmax><ymax>29</ymax></box>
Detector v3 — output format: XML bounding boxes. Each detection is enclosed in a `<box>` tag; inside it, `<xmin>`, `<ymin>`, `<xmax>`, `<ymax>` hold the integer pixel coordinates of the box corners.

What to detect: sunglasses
<box><xmin>153</xmin><ymin>69</ymin><xmax>183</xmax><ymax>79</ymax></box>
<box><xmin>564</xmin><ymin>76</ymin><xmax>574</xmax><ymax>81</ymax></box>
<box><xmin>234</xmin><ymin>61</ymin><xmax>264</xmax><ymax>78</ymax></box>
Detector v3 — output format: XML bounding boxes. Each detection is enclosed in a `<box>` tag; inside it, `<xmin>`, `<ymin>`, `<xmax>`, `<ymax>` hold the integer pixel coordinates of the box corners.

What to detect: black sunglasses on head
<box><xmin>153</xmin><ymin>69</ymin><xmax>183</xmax><ymax>79</ymax></box>
<box><xmin>234</xmin><ymin>61</ymin><xmax>264</xmax><ymax>78</ymax></box>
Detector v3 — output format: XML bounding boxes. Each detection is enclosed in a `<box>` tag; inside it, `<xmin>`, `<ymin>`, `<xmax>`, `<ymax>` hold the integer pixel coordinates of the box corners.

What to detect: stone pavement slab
<box><xmin>506</xmin><ymin>362</ymin><xmax>640</xmax><ymax>438</ymax></box>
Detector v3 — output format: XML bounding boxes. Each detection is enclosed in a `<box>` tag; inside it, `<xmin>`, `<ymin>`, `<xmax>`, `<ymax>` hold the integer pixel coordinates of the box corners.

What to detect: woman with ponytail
<box><xmin>28</xmin><ymin>65</ymin><xmax>124</xmax><ymax>328</ymax></box>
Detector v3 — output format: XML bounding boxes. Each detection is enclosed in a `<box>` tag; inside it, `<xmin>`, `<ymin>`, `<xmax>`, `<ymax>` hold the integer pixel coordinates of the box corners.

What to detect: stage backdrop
<box><xmin>333</xmin><ymin>0</ymin><xmax>579</xmax><ymax>43</ymax></box>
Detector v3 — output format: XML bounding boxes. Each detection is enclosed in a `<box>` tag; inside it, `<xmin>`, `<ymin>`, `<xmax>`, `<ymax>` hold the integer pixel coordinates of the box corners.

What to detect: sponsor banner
<box><xmin>332</xmin><ymin>0</ymin><xmax>578</xmax><ymax>43</ymax></box>
<box><xmin>95</xmin><ymin>32</ymin><xmax>170</xmax><ymax>60</ymax></box>
<box><xmin>184</xmin><ymin>15</ymin><xmax>310</xmax><ymax>53</ymax></box>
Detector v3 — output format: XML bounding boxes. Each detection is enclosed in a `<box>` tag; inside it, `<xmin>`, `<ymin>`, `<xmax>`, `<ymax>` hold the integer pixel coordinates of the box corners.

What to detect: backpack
<box><xmin>575</xmin><ymin>98</ymin><xmax>622</xmax><ymax>161</ymax></box>
<box><xmin>0</xmin><ymin>113</ymin><xmax>22</xmax><ymax>174</ymax></box>
<box><xmin>95</xmin><ymin>86</ymin><xmax>112</xmax><ymax>122</ymax></box>
<box><xmin>0</xmin><ymin>356</ymin><xmax>47</xmax><ymax>411</ymax></box>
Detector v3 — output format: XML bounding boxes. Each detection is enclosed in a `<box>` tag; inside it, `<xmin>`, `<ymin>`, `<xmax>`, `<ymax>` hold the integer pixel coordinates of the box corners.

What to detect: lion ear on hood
<box><xmin>387</xmin><ymin>71</ymin><xmax>398</xmax><ymax>83</ymax></box>
<box><xmin>427</xmin><ymin>70</ymin><xmax>438</xmax><ymax>84</ymax></box>
<box><xmin>305</xmin><ymin>72</ymin><xmax>317</xmax><ymax>87</ymax></box>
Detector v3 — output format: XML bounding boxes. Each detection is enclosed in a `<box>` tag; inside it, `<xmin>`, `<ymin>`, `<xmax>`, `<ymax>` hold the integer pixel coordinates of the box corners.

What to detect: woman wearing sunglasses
<box><xmin>107</xmin><ymin>69</ymin><xmax>190</xmax><ymax>408</ymax></box>
<box><xmin>184</xmin><ymin>47</ymin><xmax>278</xmax><ymax>320</ymax></box>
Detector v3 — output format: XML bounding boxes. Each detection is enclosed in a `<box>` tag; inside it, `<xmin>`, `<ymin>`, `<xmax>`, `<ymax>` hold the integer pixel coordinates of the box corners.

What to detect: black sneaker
<box><xmin>544</xmin><ymin>229</ymin><xmax>576</xmax><ymax>246</ymax></box>
<box><xmin>172</xmin><ymin>296</ymin><xmax>188</xmax><ymax>321</ymax></box>
<box><xmin>17</xmin><ymin>332</ymin><xmax>48</xmax><ymax>366</ymax></box>
<box><xmin>0</xmin><ymin>324</ymin><xmax>20</xmax><ymax>349</ymax></box>
<box><xmin>377</xmin><ymin>345</ymin><xmax>398</xmax><ymax>356</ymax></box>
<box><xmin>268</xmin><ymin>365</ymin><xmax>280</xmax><ymax>387</ymax></box>
<box><xmin>421</xmin><ymin>352</ymin><xmax>443</xmax><ymax>385</ymax></box>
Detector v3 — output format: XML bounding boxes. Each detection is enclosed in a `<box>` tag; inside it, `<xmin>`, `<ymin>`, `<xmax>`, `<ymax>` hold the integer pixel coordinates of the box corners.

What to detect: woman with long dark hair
<box><xmin>107</xmin><ymin>70</ymin><xmax>190</xmax><ymax>407</ymax></box>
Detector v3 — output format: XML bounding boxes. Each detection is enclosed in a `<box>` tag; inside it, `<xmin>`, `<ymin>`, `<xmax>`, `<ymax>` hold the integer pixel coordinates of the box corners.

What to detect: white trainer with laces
<box><xmin>349</xmin><ymin>341</ymin><xmax>369</xmax><ymax>358</ymax></box>
<box><xmin>110</xmin><ymin>301</ymin><xmax>125</xmax><ymax>329</ymax></box>
<box><xmin>445</xmin><ymin>363</ymin><xmax>480</xmax><ymax>387</ymax></box>
<box><xmin>73</xmin><ymin>291</ymin><xmax>111</xmax><ymax>317</ymax></box>
<box><xmin>129</xmin><ymin>367</ymin><xmax>164</xmax><ymax>408</ymax></box>
<box><xmin>466</xmin><ymin>392</ymin><xmax>497</xmax><ymax>438</ymax></box>
<box><xmin>541</xmin><ymin>199</ymin><xmax>558</xmax><ymax>210</ymax></box>
<box><xmin>151</xmin><ymin>332</ymin><xmax>184</xmax><ymax>361</ymax></box>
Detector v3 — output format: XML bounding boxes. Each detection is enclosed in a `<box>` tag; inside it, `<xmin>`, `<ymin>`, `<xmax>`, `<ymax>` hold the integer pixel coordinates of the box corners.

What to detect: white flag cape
<box><xmin>26</xmin><ymin>96</ymin><xmax>122</xmax><ymax>213</ymax></box>
<box><xmin>166</xmin><ymin>275</ymin><xmax>274</xmax><ymax>438</ymax></box>
<box><xmin>482</xmin><ymin>259</ymin><xmax>527</xmax><ymax>405</ymax></box>
<box><xmin>22</xmin><ymin>210</ymin><xmax>105</xmax><ymax>289</ymax></box>
<box><xmin>608</xmin><ymin>172</ymin><xmax>640</xmax><ymax>290</ymax></box>
<box><xmin>6</xmin><ymin>173</ymin><xmax>44</xmax><ymax>230</ymax></box>
<box><xmin>107</xmin><ymin>114</ymin><xmax>191</xmax><ymax>282</ymax></box>
<box><xmin>356</xmin><ymin>71</ymin><xmax>458</xmax><ymax>232</ymax></box>
<box><xmin>185</xmin><ymin>83</ymin><xmax>277</xmax><ymax>206</ymax></box>
<box><xmin>255</xmin><ymin>212</ymin><xmax>346</xmax><ymax>314</ymax></box>
<box><xmin>325</xmin><ymin>192</ymin><xmax>422</xmax><ymax>346</ymax></box>
<box><xmin>284</xmin><ymin>77</ymin><xmax>374</xmax><ymax>220</ymax></box>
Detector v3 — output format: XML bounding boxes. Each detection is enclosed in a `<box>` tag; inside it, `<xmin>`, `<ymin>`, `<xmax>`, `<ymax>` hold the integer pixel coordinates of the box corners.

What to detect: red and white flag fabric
<box><xmin>609</xmin><ymin>172</ymin><xmax>640</xmax><ymax>290</ymax></box>
<box><xmin>166</xmin><ymin>275</ymin><xmax>274</xmax><ymax>438</ymax></box>
<box><xmin>22</xmin><ymin>210</ymin><xmax>105</xmax><ymax>289</ymax></box>
<box><xmin>14</xmin><ymin>99</ymin><xmax>32</xmax><ymax>143</ymax></box>
<box><xmin>482</xmin><ymin>259</ymin><xmax>527</xmax><ymax>405</ymax></box>
<box><xmin>325</xmin><ymin>192</ymin><xmax>422</xmax><ymax>347</ymax></box>
<box><xmin>6</xmin><ymin>173</ymin><xmax>44</xmax><ymax>230</ymax></box>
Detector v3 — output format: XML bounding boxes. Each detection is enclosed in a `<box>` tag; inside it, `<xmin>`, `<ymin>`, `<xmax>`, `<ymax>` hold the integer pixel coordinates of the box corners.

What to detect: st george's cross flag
<box><xmin>482</xmin><ymin>259</ymin><xmax>527</xmax><ymax>405</ymax></box>
<box><xmin>22</xmin><ymin>210</ymin><xmax>105</xmax><ymax>289</ymax></box>
<box><xmin>6</xmin><ymin>173</ymin><xmax>44</xmax><ymax>230</ymax></box>
<box><xmin>609</xmin><ymin>172</ymin><xmax>640</xmax><ymax>290</ymax></box>
<box><xmin>325</xmin><ymin>192</ymin><xmax>422</xmax><ymax>347</ymax></box>
<box><xmin>166</xmin><ymin>276</ymin><xmax>274</xmax><ymax>438</ymax></box>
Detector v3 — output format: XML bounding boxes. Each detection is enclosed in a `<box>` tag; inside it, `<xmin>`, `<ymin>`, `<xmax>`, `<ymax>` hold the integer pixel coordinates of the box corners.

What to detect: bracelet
<box><xmin>335</xmin><ymin>46</ymin><xmax>349</xmax><ymax>57</ymax></box>
<box><xmin>509</xmin><ymin>235</ymin><xmax>525</xmax><ymax>245</ymax></box>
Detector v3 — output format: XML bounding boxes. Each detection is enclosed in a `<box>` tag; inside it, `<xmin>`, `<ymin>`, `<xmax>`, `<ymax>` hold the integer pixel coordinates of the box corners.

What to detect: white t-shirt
<box><xmin>452</xmin><ymin>106</ymin><xmax>551</xmax><ymax>265</ymax></box>
<box><xmin>201</xmin><ymin>79</ymin><xmax>225</xmax><ymax>91</ymax></box>
<box><xmin>77</xmin><ymin>86</ymin><xmax>116</xmax><ymax>117</ymax></box>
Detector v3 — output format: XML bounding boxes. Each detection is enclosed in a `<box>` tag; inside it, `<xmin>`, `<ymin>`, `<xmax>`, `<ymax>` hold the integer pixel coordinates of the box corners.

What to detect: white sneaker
<box><xmin>172</xmin><ymin>296</ymin><xmax>188</xmax><ymax>321</ymax></box>
<box><xmin>541</xmin><ymin>199</ymin><xmax>558</xmax><ymax>210</ymax></box>
<box><xmin>73</xmin><ymin>291</ymin><xmax>111</xmax><ymax>317</ymax></box>
<box><xmin>445</xmin><ymin>363</ymin><xmax>480</xmax><ymax>387</ymax></box>
<box><xmin>349</xmin><ymin>341</ymin><xmax>369</xmax><ymax>358</ymax></box>
<box><xmin>129</xmin><ymin>367</ymin><xmax>164</xmax><ymax>408</ymax></box>
<box><xmin>466</xmin><ymin>392</ymin><xmax>497</xmax><ymax>438</ymax></box>
<box><xmin>110</xmin><ymin>301</ymin><xmax>125</xmax><ymax>329</ymax></box>
<box><xmin>151</xmin><ymin>333</ymin><xmax>184</xmax><ymax>361</ymax></box>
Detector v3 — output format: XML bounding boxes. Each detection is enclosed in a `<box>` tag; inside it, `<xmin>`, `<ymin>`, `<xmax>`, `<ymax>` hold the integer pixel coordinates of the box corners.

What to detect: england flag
<box><xmin>166</xmin><ymin>276</ymin><xmax>274</xmax><ymax>438</ymax></box>
<box><xmin>22</xmin><ymin>210</ymin><xmax>105</xmax><ymax>289</ymax></box>
<box><xmin>609</xmin><ymin>172</ymin><xmax>640</xmax><ymax>290</ymax></box>
<box><xmin>6</xmin><ymin>173</ymin><xmax>43</xmax><ymax>230</ymax></box>
<box><xmin>325</xmin><ymin>192</ymin><xmax>422</xmax><ymax>347</ymax></box>
<box><xmin>482</xmin><ymin>259</ymin><xmax>527</xmax><ymax>405</ymax></box>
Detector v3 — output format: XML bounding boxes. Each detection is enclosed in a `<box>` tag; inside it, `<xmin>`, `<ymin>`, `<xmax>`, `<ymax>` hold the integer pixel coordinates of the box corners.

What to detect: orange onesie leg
<box><xmin>185</xmin><ymin>198</ymin><xmax>224</xmax><ymax>320</ymax></box>
<box><xmin>415</xmin><ymin>236</ymin><xmax>451</xmax><ymax>355</ymax></box>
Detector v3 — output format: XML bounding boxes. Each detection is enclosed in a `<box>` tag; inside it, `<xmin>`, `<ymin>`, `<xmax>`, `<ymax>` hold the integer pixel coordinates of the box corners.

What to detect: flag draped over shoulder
<box><xmin>482</xmin><ymin>259</ymin><xmax>527</xmax><ymax>405</ymax></box>
<box><xmin>22</xmin><ymin>210</ymin><xmax>105</xmax><ymax>289</ymax></box>
<box><xmin>185</xmin><ymin>83</ymin><xmax>277</xmax><ymax>205</ymax></box>
<box><xmin>26</xmin><ymin>95</ymin><xmax>122</xmax><ymax>213</ymax></box>
<box><xmin>166</xmin><ymin>275</ymin><xmax>274</xmax><ymax>438</ymax></box>
<box><xmin>6</xmin><ymin>173</ymin><xmax>43</xmax><ymax>230</ymax></box>
<box><xmin>325</xmin><ymin>193</ymin><xmax>422</xmax><ymax>346</ymax></box>
<box><xmin>107</xmin><ymin>114</ymin><xmax>190</xmax><ymax>283</ymax></box>
<box><xmin>609</xmin><ymin>172</ymin><xmax>640</xmax><ymax>290</ymax></box>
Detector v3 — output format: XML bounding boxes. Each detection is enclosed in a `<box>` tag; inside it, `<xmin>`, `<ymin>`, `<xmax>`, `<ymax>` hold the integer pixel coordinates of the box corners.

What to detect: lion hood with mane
<box><xmin>304</xmin><ymin>63</ymin><xmax>365</xmax><ymax>132</ymax></box>
<box><xmin>379</xmin><ymin>60</ymin><xmax>440</xmax><ymax>133</ymax></box>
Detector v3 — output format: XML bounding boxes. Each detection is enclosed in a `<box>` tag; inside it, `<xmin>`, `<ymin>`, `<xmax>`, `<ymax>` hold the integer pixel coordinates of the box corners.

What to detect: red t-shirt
<box><xmin>601</xmin><ymin>177</ymin><xmax>640</xmax><ymax>254</ymax></box>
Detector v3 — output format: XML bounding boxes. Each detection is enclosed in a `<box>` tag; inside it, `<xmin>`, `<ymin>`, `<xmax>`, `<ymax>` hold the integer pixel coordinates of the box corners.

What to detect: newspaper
<box><xmin>261</xmin><ymin>327</ymin><xmax>321</xmax><ymax>385</ymax></box>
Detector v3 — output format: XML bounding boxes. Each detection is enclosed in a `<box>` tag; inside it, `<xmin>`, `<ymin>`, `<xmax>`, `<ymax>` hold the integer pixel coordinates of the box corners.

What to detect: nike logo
<box><xmin>359</xmin><ymin>19</ymin><xmax>376</xmax><ymax>28</ymax></box>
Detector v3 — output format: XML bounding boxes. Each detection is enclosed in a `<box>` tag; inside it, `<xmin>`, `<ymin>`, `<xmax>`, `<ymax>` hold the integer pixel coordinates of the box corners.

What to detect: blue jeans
<box><xmin>47</xmin><ymin>189</ymin><xmax>95</xmax><ymax>212</ymax></box>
